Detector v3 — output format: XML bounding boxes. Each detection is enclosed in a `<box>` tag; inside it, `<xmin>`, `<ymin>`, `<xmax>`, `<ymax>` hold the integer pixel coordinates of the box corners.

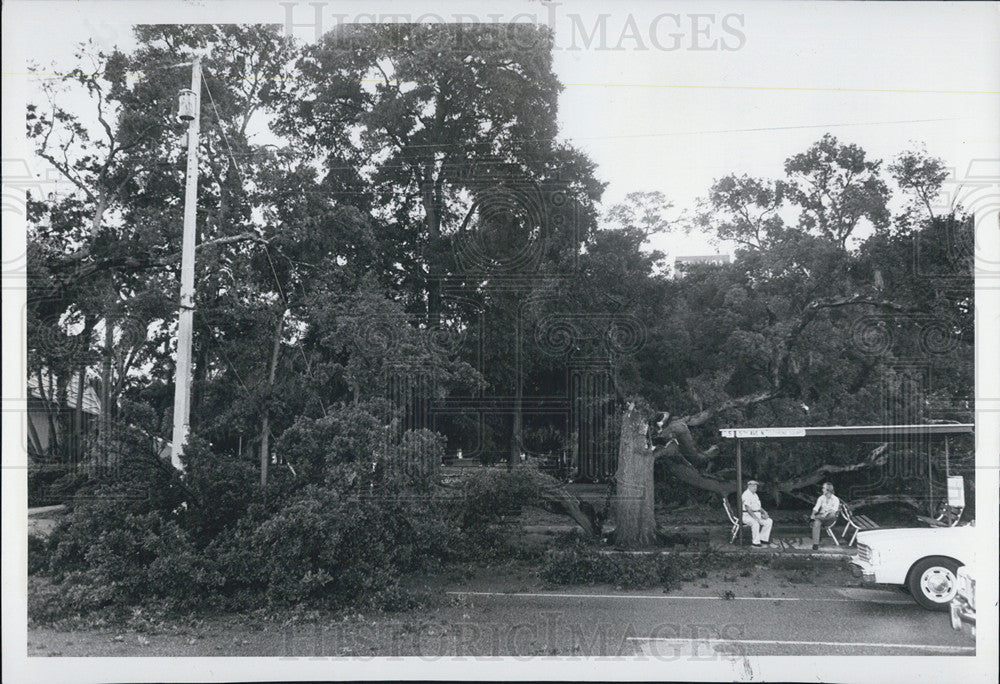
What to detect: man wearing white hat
<box><xmin>741</xmin><ymin>480</ymin><xmax>773</xmax><ymax>546</ymax></box>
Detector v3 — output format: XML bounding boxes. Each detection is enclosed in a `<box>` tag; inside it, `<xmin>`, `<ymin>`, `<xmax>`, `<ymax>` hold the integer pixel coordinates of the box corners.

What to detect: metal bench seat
<box><xmin>840</xmin><ymin>504</ymin><xmax>878</xmax><ymax>546</ymax></box>
<box><xmin>722</xmin><ymin>496</ymin><xmax>746</xmax><ymax>544</ymax></box>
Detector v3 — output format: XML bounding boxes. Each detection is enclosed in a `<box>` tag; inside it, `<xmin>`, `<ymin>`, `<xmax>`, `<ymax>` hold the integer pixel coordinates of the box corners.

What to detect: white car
<box><xmin>849</xmin><ymin>525</ymin><xmax>975</xmax><ymax>611</ymax></box>
<box><xmin>950</xmin><ymin>564</ymin><xmax>976</xmax><ymax>638</ymax></box>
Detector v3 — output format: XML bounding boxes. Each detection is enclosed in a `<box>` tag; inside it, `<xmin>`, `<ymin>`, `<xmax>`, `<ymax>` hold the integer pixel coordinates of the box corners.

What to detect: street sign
<box><xmin>720</xmin><ymin>427</ymin><xmax>807</xmax><ymax>439</ymax></box>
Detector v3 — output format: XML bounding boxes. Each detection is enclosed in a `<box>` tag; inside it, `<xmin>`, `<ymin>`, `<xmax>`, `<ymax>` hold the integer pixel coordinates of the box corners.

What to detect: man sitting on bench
<box><xmin>741</xmin><ymin>480</ymin><xmax>773</xmax><ymax>547</ymax></box>
<box><xmin>810</xmin><ymin>482</ymin><xmax>840</xmax><ymax>550</ymax></box>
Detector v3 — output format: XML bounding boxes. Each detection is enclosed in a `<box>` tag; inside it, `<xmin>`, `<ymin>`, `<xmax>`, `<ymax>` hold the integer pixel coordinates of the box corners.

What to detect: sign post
<box><xmin>947</xmin><ymin>475</ymin><xmax>965</xmax><ymax>509</ymax></box>
<box><xmin>735</xmin><ymin>438</ymin><xmax>742</xmax><ymax>545</ymax></box>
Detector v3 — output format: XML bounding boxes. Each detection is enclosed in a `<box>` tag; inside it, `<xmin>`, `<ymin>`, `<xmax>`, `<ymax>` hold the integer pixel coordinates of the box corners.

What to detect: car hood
<box><xmin>857</xmin><ymin>526</ymin><xmax>976</xmax><ymax>546</ymax></box>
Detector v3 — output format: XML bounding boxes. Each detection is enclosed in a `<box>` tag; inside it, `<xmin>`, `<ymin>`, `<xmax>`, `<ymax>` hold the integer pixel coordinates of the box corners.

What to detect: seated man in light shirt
<box><xmin>810</xmin><ymin>482</ymin><xmax>841</xmax><ymax>550</ymax></box>
<box><xmin>741</xmin><ymin>480</ymin><xmax>772</xmax><ymax>546</ymax></box>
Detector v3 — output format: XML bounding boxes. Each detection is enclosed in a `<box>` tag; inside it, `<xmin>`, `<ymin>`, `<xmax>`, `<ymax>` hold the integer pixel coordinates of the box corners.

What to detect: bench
<box><xmin>722</xmin><ymin>496</ymin><xmax>746</xmax><ymax>544</ymax></box>
<box><xmin>917</xmin><ymin>504</ymin><xmax>965</xmax><ymax>528</ymax></box>
<box><xmin>937</xmin><ymin>503</ymin><xmax>964</xmax><ymax>526</ymax></box>
<box><xmin>840</xmin><ymin>504</ymin><xmax>878</xmax><ymax>546</ymax></box>
<box><xmin>815</xmin><ymin>511</ymin><xmax>842</xmax><ymax>546</ymax></box>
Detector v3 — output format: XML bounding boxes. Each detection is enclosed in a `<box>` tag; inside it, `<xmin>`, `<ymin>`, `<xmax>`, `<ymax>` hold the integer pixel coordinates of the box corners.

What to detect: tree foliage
<box><xmin>26</xmin><ymin>23</ymin><xmax>972</xmax><ymax>559</ymax></box>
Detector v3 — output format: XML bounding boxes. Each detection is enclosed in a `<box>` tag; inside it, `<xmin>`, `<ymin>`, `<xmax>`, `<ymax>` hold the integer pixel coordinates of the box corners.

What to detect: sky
<box><xmin>6</xmin><ymin>1</ymin><xmax>999</xmax><ymax>259</ymax></box>
<box><xmin>549</xmin><ymin>3</ymin><xmax>1000</xmax><ymax>253</ymax></box>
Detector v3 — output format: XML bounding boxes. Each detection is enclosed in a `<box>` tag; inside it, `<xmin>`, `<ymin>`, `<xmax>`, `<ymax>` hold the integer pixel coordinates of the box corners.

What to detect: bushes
<box><xmin>28</xmin><ymin>421</ymin><xmax>569</xmax><ymax>623</ymax></box>
<box><xmin>277</xmin><ymin>405</ymin><xmax>385</xmax><ymax>483</ymax></box>
<box><xmin>84</xmin><ymin>511</ymin><xmax>217</xmax><ymax>605</ymax></box>
<box><xmin>207</xmin><ymin>484</ymin><xmax>438</xmax><ymax>610</ymax></box>
<box><xmin>28</xmin><ymin>534</ymin><xmax>49</xmax><ymax>575</ymax></box>
<box><xmin>178</xmin><ymin>436</ymin><xmax>260</xmax><ymax>544</ymax></box>
<box><xmin>449</xmin><ymin>464</ymin><xmax>546</xmax><ymax>560</ymax></box>
<box><xmin>276</xmin><ymin>405</ymin><xmax>446</xmax><ymax>493</ymax></box>
<box><xmin>30</xmin><ymin>504</ymin><xmax>218</xmax><ymax>623</ymax></box>
<box><xmin>381</xmin><ymin>429</ymin><xmax>444</xmax><ymax>490</ymax></box>
<box><xmin>541</xmin><ymin>543</ymin><xmax>681</xmax><ymax>590</ymax></box>
<box><xmin>458</xmin><ymin>464</ymin><xmax>541</xmax><ymax>529</ymax></box>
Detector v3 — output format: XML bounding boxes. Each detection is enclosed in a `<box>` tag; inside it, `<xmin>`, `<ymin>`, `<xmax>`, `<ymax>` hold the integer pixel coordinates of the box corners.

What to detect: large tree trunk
<box><xmin>612</xmin><ymin>403</ymin><xmax>657</xmax><ymax>549</ymax></box>
<box><xmin>552</xmin><ymin>391</ymin><xmax>901</xmax><ymax>542</ymax></box>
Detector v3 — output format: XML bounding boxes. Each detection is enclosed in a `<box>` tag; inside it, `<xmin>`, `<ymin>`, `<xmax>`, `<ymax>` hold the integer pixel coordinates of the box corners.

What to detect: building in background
<box><xmin>27</xmin><ymin>371</ymin><xmax>101</xmax><ymax>461</ymax></box>
<box><xmin>673</xmin><ymin>253</ymin><xmax>732</xmax><ymax>277</ymax></box>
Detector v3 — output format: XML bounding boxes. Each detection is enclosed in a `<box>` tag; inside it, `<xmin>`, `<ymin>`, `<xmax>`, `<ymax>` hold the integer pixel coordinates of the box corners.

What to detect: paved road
<box><xmin>27</xmin><ymin>585</ymin><xmax>974</xmax><ymax>658</ymax></box>
<box><xmin>444</xmin><ymin>586</ymin><xmax>975</xmax><ymax>657</ymax></box>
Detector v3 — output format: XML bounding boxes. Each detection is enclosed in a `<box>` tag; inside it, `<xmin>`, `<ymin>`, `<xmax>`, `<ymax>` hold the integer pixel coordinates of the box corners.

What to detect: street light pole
<box><xmin>170</xmin><ymin>58</ymin><xmax>201</xmax><ymax>466</ymax></box>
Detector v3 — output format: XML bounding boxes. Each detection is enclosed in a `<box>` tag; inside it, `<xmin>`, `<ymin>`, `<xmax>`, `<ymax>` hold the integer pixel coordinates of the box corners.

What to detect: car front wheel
<box><xmin>907</xmin><ymin>556</ymin><xmax>960</xmax><ymax>611</ymax></box>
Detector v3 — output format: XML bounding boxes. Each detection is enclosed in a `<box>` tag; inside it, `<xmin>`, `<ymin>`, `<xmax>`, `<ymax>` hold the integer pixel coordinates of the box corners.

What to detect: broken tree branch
<box><xmin>774</xmin><ymin>444</ymin><xmax>889</xmax><ymax>494</ymax></box>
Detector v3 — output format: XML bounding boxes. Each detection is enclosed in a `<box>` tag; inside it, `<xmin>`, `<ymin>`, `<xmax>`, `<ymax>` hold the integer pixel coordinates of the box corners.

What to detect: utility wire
<box><xmin>192</xmin><ymin>307</ymin><xmax>253</xmax><ymax>399</ymax></box>
<box><xmin>201</xmin><ymin>66</ymin><xmax>318</xmax><ymax>409</ymax></box>
<box><xmin>201</xmin><ymin>66</ymin><xmax>247</xmax><ymax>190</ymax></box>
<box><xmin>203</xmin><ymin>67</ymin><xmax>288</xmax><ymax>307</ymax></box>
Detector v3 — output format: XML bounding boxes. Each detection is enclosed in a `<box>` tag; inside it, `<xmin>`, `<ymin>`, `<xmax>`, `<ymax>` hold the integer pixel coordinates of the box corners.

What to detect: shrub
<box><xmin>379</xmin><ymin>429</ymin><xmax>444</xmax><ymax>491</ymax></box>
<box><xmin>29</xmin><ymin>576</ymin><xmax>114</xmax><ymax>625</ymax></box>
<box><xmin>33</xmin><ymin>426</ymin><xmax>571</xmax><ymax>620</ymax></box>
<box><xmin>28</xmin><ymin>534</ymin><xmax>49</xmax><ymax>575</ymax></box>
<box><xmin>83</xmin><ymin>511</ymin><xmax>216</xmax><ymax>604</ymax></box>
<box><xmin>46</xmin><ymin>487</ymin><xmax>149</xmax><ymax>580</ymax></box>
<box><xmin>207</xmin><ymin>483</ymin><xmax>430</xmax><ymax>609</ymax></box>
<box><xmin>178</xmin><ymin>436</ymin><xmax>259</xmax><ymax>544</ymax></box>
<box><xmin>276</xmin><ymin>405</ymin><xmax>385</xmax><ymax>483</ymax></box>
<box><xmin>458</xmin><ymin>464</ymin><xmax>541</xmax><ymax>529</ymax></box>
<box><xmin>541</xmin><ymin>544</ymin><xmax>681</xmax><ymax>590</ymax></box>
<box><xmin>32</xmin><ymin>500</ymin><xmax>219</xmax><ymax>623</ymax></box>
<box><xmin>28</xmin><ymin>465</ymin><xmax>91</xmax><ymax>507</ymax></box>
<box><xmin>447</xmin><ymin>464</ymin><xmax>545</xmax><ymax>560</ymax></box>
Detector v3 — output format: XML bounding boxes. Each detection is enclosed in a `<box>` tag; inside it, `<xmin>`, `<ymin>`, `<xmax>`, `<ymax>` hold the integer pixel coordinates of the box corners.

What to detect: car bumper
<box><xmin>950</xmin><ymin>595</ymin><xmax>976</xmax><ymax>638</ymax></box>
<box><xmin>849</xmin><ymin>561</ymin><xmax>877</xmax><ymax>584</ymax></box>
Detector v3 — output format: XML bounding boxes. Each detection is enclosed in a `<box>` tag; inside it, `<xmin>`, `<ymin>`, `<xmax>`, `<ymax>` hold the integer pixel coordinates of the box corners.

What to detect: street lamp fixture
<box><xmin>177</xmin><ymin>89</ymin><xmax>197</xmax><ymax>122</ymax></box>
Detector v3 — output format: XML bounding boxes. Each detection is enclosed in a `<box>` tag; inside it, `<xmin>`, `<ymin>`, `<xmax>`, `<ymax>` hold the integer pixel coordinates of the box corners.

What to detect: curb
<box><xmin>574</xmin><ymin>548</ymin><xmax>854</xmax><ymax>563</ymax></box>
<box><xmin>28</xmin><ymin>504</ymin><xmax>67</xmax><ymax>517</ymax></box>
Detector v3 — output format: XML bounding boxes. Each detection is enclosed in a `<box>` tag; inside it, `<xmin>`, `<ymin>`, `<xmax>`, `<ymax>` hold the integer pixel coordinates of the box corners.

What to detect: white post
<box><xmin>170</xmin><ymin>58</ymin><xmax>201</xmax><ymax>466</ymax></box>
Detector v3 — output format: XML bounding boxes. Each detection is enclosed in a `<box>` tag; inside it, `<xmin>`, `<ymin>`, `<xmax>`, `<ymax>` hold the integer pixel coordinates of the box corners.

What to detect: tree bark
<box><xmin>421</xmin><ymin>160</ymin><xmax>441</xmax><ymax>322</ymax></box>
<box><xmin>773</xmin><ymin>444</ymin><xmax>889</xmax><ymax>495</ymax></box>
<box><xmin>656</xmin><ymin>446</ymin><xmax>735</xmax><ymax>495</ymax></box>
<box><xmin>612</xmin><ymin>403</ymin><xmax>657</xmax><ymax>549</ymax></box>
<box><xmin>509</xmin><ymin>395</ymin><xmax>522</xmax><ymax>469</ymax></box>
<box><xmin>260</xmin><ymin>309</ymin><xmax>286</xmax><ymax>488</ymax></box>
<box><xmin>100</xmin><ymin>314</ymin><xmax>113</xmax><ymax>467</ymax></box>
<box><xmin>72</xmin><ymin>316</ymin><xmax>94</xmax><ymax>465</ymax></box>
<box><xmin>535</xmin><ymin>481</ymin><xmax>599</xmax><ymax>539</ymax></box>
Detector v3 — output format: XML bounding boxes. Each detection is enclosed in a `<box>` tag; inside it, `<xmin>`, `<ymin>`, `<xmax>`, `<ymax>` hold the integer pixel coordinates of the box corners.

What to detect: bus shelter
<box><xmin>719</xmin><ymin>423</ymin><xmax>974</xmax><ymax>523</ymax></box>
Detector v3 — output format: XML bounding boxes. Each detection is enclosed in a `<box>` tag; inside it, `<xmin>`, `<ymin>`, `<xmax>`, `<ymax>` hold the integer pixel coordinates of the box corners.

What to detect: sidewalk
<box><xmin>28</xmin><ymin>504</ymin><xmax>66</xmax><ymax>537</ymax></box>
<box><xmin>521</xmin><ymin>520</ymin><xmax>856</xmax><ymax>560</ymax></box>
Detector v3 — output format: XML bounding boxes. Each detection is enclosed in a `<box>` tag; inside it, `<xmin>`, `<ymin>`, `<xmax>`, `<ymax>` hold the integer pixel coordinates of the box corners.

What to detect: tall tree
<box><xmin>606</xmin><ymin>137</ymin><xmax>968</xmax><ymax>547</ymax></box>
<box><xmin>276</xmin><ymin>24</ymin><xmax>603</xmax><ymax>462</ymax></box>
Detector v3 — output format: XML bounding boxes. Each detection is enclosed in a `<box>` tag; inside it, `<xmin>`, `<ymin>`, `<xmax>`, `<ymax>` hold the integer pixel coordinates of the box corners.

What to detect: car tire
<box><xmin>907</xmin><ymin>556</ymin><xmax>960</xmax><ymax>611</ymax></box>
